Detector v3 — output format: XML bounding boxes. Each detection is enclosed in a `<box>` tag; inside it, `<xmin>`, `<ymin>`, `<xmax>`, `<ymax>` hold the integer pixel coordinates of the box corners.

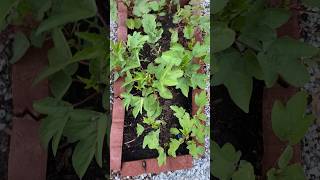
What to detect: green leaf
<box><xmin>211</xmin><ymin>142</ymin><xmax>241</xmax><ymax>180</ymax></box>
<box><xmin>36</xmin><ymin>0</ymin><xmax>97</xmax><ymax>34</ymax></box>
<box><xmin>268</xmin><ymin>164</ymin><xmax>306</xmax><ymax>180</ymax></box>
<box><xmin>33</xmin><ymin>45</ymin><xmax>104</xmax><ymax>85</ymax></box>
<box><xmin>148</xmin><ymin>1</ymin><xmax>160</xmax><ymax>11</ymax></box>
<box><xmin>280</xmin><ymin>164</ymin><xmax>306</xmax><ymax>180</ymax></box>
<box><xmin>95</xmin><ymin>114</ymin><xmax>108</xmax><ymax>167</ymax></box>
<box><xmin>49</xmin><ymin>71</ymin><xmax>72</xmax><ymax>99</ymax></box>
<box><xmin>195</xmin><ymin>91</ymin><xmax>208</xmax><ymax>108</ymax></box>
<box><xmin>183</xmin><ymin>25</ymin><xmax>194</xmax><ymax>40</ymax></box>
<box><xmin>110</xmin><ymin>0</ymin><xmax>117</xmax><ymax>21</ymax></box>
<box><xmin>213</xmin><ymin>49</ymin><xmax>252</xmax><ymax>112</ymax></box>
<box><xmin>170</xmin><ymin>29</ymin><xmax>178</xmax><ymax>44</ymax></box>
<box><xmin>187</xmin><ymin>140</ymin><xmax>204</xmax><ymax>158</ymax></box>
<box><xmin>213</xmin><ymin>0</ymin><xmax>229</xmax><ymax>14</ymax></box>
<box><xmin>144</xmin><ymin>95</ymin><xmax>161</xmax><ymax>118</ymax></box>
<box><xmin>258</xmin><ymin>37</ymin><xmax>318</xmax><ymax>87</ymax></box>
<box><xmin>170</xmin><ymin>106</ymin><xmax>193</xmax><ymax>135</ymax></box>
<box><xmin>278</xmin><ymin>145</ymin><xmax>293</xmax><ymax>169</ymax></box>
<box><xmin>142</xmin><ymin>14</ymin><xmax>157</xmax><ymax>35</ymax></box>
<box><xmin>272</xmin><ymin>91</ymin><xmax>314</xmax><ymax>145</ymax></box>
<box><xmin>261</xmin><ymin>8</ymin><xmax>290</xmax><ymax>29</ymax></box>
<box><xmin>126</xmin><ymin>18</ymin><xmax>135</xmax><ymax>29</ymax></box>
<box><xmin>0</xmin><ymin>0</ymin><xmax>18</xmax><ymax>30</ymax></box>
<box><xmin>127</xmin><ymin>31</ymin><xmax>149</xmax><ymax>50</ymax></box>
<box><xmin>143</xmin><ymin>129</ymin><xmax>160</xmax><ymax>149</ymax></box>
<box><xmin>168</xmin><ymin>138</ymin><xmax>181</xmax><ymax>157</ymax></box>
<box><xmin>72</xmin><ymin>134</ymin><xmax>96</xmax><ymax>179</ymax></box>
<box><xmin>39</xmin><ymin>113</ymin><xmax>68</xmax><ymax>155</ymax></box>
<box><xmin>52</xmin><ymin>28</ymin><xmax>72</xmax><ymax>59</ymax></box>
<box><xmin>10</xmin><ymin>31</ymin><xmax>30</xmax><ymax>64</ymax></box>
<box><xmin>157</xmin><ymin>147</ymin><xmax>167</xmax><ymax>166</ymax></box>
<box><xmin>301</xmin><ymin>0</ymin><xmax>320</xmax><ymax>7</ymax></box>
<box><xmin>176</xmin><ymin>77</ymin><xmax>189</xmax><ymax>97</ymax></box>
<box><xmin>133</xmin><ymin>0</ymin><xmax>151</xmax><ymax>17</ymax></box>
<box><xmin>213</xmin><ymin>24</ymin><xmax>235</xmax><ymax>53</ymax></box>
<box><xmin>132</xmin><ymin>96</ymin><xmax>144</xmax><ymax>118</ymax></box>
<box><xmin>232</xmin><ymin>161</ymin><xmax>255</xmax><ymax>180</ymax></box>
<box><xmin>191</xmin><ymin>73</ymin><xmax>207</xmax><ymax>89</ymax></box>
<box><xmin>192</xmin><ymin>42</ymin><xmax>208</xmax><ymax>58</ymax></box>
<box><xmin>30</xmin><ymin>30</ymin><xmax>45</xmax><ymax>48</ymax></box>
<box><xmin>33</xmin><ymin>97</ymin><xmax>72</xmax><ymax>114</ymax></box>
<box><xmin>136</xmin><ymin>123</ymin><xmax>144</xmax><ymax>137</ymax></box>
<box><xmin>170</xmin><ymin>128</ymin><xmax>180</xmax><ymax>135</ymax></box>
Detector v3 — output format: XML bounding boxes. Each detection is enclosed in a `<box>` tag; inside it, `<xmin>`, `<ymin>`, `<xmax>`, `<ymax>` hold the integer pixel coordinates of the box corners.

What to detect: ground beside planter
<box><xmin>0</xmin><ymin>27</ymin><xmax>13</xmax><ymax>180</ymax></box>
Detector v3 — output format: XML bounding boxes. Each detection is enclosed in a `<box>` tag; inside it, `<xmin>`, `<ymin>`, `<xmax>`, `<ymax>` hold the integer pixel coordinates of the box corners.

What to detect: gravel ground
<box><xmin>300</xmin><ymin>5</ymin><xmax>320</xmax><ymax>180</ymax></box>
<box><xmin>0</xmin><ymin>28</ymin><xmax>13</xmax><ymax>180</ymax></box>
<box><xmin>110</xmin><ymin>1</ymin><xmax>210</xmax><ymax>179</ymax></box>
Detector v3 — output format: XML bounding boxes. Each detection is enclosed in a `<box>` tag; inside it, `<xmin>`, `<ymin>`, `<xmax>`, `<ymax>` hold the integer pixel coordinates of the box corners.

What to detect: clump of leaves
<box><xmin>213</xmin><ymin>0</ymin><xmax>319</xmax><ymax>112</ymax></box>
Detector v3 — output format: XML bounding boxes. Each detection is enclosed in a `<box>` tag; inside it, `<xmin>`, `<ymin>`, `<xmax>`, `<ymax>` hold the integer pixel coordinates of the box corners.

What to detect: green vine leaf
<box><xmin>213</xmin><ymin>0</ymin><xmax>229</xmax><ymax>14</ymax></box>
<box><xmin>301</xmin><ymin>0</ymin><xmax>320</xmax><ymax>7</ymax></box>
<box><xmin>213</xmin><ymin>49</ymin><xmax>252</xmax><ymax>113</ymax></box>
<box><xmin>183</xmin><ymin>25</ymin><xmax>194</xmax><ymax>40</ymax></box>
<box><xmin>272</xmin><ymin>91</ymin><xmax>314</xmax><ymax>145</ymax></box>
<box><xmin>232</xmin><ymin>161</ymin><xmax>255</xmax><ymax>180</ymax></box>
<box><xmin>176</xmin><ymin>77</ymin><xmax>190</xmax><ymax>97</ymax></box>
<box><xmin>258</xmin><ymin>37</ymin><xmax>319</xmax><ymax>87</ymax></box>
<box><xmin>213</xmin><ymin>23</ymin><xmax>235</xmax><ymax>53</ymax></box>
<box><xmin>168</xmin><ymin>138</ymin><xmax>181</xmax><ymax>157</ymax></box>
<box><xmin>0</xmin><ymin>0</ymin><xmax>18</xmax><ymax>30</ymax></box>
<box><xmin>143</xmin><ymin>129</ymin><xmax>160</xmax><ymax>149</ymax></box>
<box><xmin>187</xmin><ymin>140</ymin><xmax>204</xmax><ymax>158</ymax></box>
<box><xmin>36</xmin><ymin>0</ymin><xmax>97</xmax><ymax>34</ymax></box>
<box><xmin>195</xmin><ymin>91</ymin><xmax>208</xmax><ymax>108</ymax></box>
<box><xmin>211</xmin><ymin>142</ymin><xmax>241</xmax><ymax>180</ymax></box>
<box><xmin>136</xmin><ymin>123</ymin><xmax>144</xmax><ymax>137</ymax></box>
<box><xmin>261</xmin><ymin>8</ymin><xmax>291</xmax><ymax>29</ymax></box>
<box><xmin>157</xmin><ymin>147</ymin><xmax>167</xmax><ymax>166</ymax></box>
<box><xmin>278</xmin><ymin>145</ymin><xmax>293</xmax><ymax>169</ymax></box>
<box><xmin>10</xmin><ymin>31</ymin><xmax>30</xmax><ymax>64</ymax></box>
<box><xmin>72</xmin><ymin>134</ymin><xmax>96</xmax><ymax>179</ymax></box>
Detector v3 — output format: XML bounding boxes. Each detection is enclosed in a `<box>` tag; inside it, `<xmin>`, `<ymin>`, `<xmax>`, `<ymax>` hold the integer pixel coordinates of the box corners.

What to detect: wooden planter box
<box><xmin>110</xmin><ymin>0</ymin><xmax>205</xmax><ymax>177</ymax></box>
<box><xmin>8</xmin><ymin>41</ymin><xmax>51</xmax><ymax>180</ymax></box>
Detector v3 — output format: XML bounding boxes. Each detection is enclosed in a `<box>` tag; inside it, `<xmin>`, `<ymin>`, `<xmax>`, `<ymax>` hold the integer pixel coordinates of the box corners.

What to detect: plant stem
<box><xmin>73</xmin><ymin>92</ymin><xmax>99</xmax><ymax>107</ymax></box>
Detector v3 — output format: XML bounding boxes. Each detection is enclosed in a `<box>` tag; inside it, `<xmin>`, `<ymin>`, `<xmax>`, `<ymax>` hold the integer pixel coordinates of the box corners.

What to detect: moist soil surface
<box><xmin>122</xmin><ymin>4</ymin><xmax>192</xmax><ymax>162</ymax></box>
<box><xmin>212</xmin><ymin>79</ymin><xmax>264</xmax><ymax>175</ymax></box>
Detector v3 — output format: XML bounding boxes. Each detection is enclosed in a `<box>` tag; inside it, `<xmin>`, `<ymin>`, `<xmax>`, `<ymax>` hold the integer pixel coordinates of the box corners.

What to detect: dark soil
<box><xmin>211</xmin><ymin>79</ymin><xmax>264</xmax><ymax>175</ymax></box>
<box><xmin>122</xmin><ymin>87</ymin><xmax>191</xmax><ymax>161</ymax></box>
<box><xmin>122</xmin><ymin>4</ymin><xmax>192</xmax><ymax>162</ymax></box>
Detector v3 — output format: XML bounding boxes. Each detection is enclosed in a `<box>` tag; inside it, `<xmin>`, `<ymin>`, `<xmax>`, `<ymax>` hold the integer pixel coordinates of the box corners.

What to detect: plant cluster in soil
<box><xmin>122</xmin><ymin>3</ymin><xmax>193</xmax><ymax>162</ymax></box>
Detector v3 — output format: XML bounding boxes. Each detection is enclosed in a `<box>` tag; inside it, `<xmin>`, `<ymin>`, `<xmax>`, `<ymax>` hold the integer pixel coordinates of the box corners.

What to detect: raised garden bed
<box><xmin>110</xmin><ymin>0</ymin><xmax>209</xmax><ymax>177</ymax></box>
